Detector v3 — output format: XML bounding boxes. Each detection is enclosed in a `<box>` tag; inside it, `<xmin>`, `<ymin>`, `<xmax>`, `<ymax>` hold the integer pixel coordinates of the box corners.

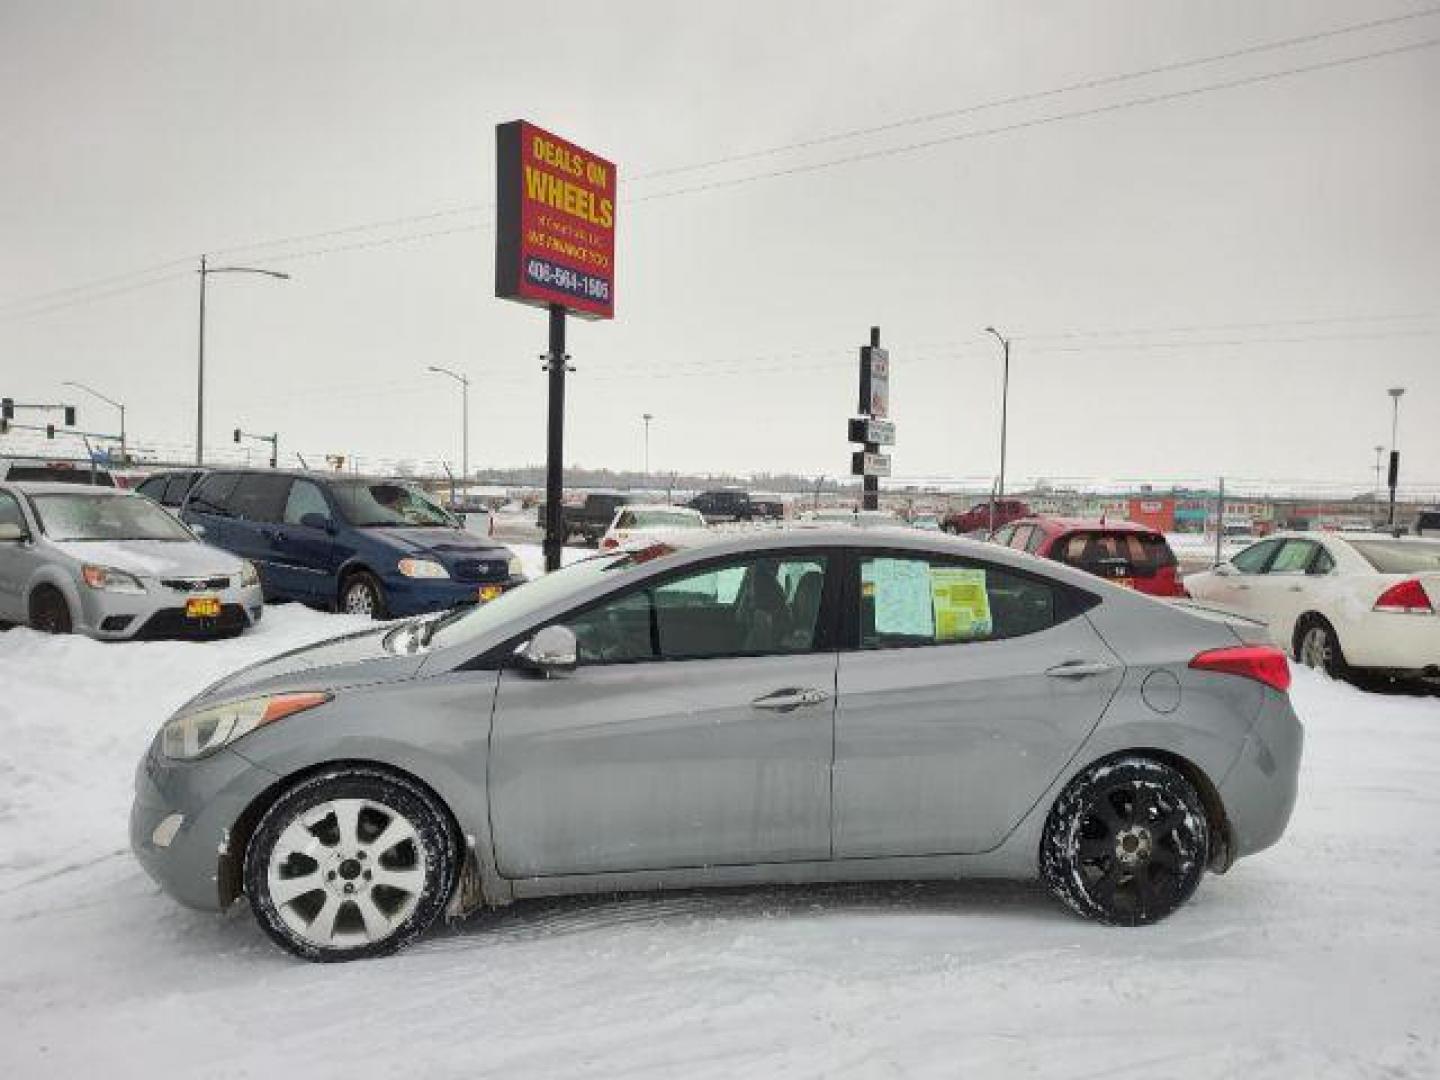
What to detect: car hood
<box><xmin>354</xmin><ymin>525</ymin><xmax>509</xmax><ymax>560</ymax></box>
<box><xmin>184</xmin><ymin>624</ymin><xmax>425</xmax><ymax>710</ymax></box>
<box><xmin>48</xmin><ymin>538</ymin><xmax>243</xmax><ymax>578</ymax></box>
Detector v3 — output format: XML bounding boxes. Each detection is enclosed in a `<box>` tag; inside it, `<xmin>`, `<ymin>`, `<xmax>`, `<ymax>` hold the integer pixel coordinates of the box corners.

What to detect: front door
<box><xmin>0</xmin><ymin>490</ymin><xmax>37</xmax><ymax>621</ymax></box>
<box><xmin>834</xmin><ymin>552</ymin><xmax>1123</xmax><ymax>857</ymax></box>
<box><xmin>265</xmin><ymin>478</ymin><xmax>336</xmax><ymax>602</ymax></box>
<box><xmin>488</xmin><ymin>550</ymin><xmax>838</xmax><ymax>878</ymax></box>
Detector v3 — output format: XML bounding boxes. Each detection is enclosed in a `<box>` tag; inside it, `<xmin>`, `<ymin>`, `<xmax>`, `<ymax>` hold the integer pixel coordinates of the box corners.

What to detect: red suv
<box><xmin>992</xmin><ymin>516</ymin><xmax>1184</xmax><ymax>598</ymax></box>
<box><xmin>942</xmin><ymin>499</ymin><xmax>1030</xmax><ymax>536</ymax></box>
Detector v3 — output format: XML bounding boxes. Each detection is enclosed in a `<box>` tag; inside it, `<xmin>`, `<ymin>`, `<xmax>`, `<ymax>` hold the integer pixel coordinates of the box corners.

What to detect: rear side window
<box><xmin>228</xmin><ymin>474</ymin><xmax>291</xmax><ymax>522</ymax></box>
<box><xmin>1024</xmin><ymin>528</ymin><xmax>1047</xmax><ymax>554</ymax></box>
<box><xmin>1267</xmin><ymin>539</ymin><xmax>1317</xmax><ymax>574</ymax></box>
<box><xmin>991</xmin><ymin>525</ymin><xmax>1017</xmax><ymax>546</ymax></box>
<box><xmin>860</xmin><ymin>555</ymin><xmax>1059</xmax><ymax>647</ymax></box>
<box><xmin>1007</xmin><ymin>525</ymin><xmax>1034</xmax><ymax>550</ymax></box>
<box><xmin>187</xmin><ymin>472</ymin><xmax>241</xmax><ymax>514</ymax></box>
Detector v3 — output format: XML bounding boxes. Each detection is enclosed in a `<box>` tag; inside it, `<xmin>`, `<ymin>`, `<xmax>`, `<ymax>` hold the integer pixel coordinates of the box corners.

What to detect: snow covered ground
<box><xmin>1</xmin><ymin>553</ymin><xmax>1437</xmax><ymax>1078</ymax></box>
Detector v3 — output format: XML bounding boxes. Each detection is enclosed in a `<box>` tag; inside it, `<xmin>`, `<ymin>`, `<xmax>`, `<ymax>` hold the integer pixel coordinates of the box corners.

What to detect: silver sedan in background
<box><xmin>130</xmin><ymin>529</ymin><xmax>1302</xmax><ymax>961</ymax></box>
<box><xmin>0</xmin><ymin>482</ymin><xmax>263</xmax><ymax>638</ymax></box>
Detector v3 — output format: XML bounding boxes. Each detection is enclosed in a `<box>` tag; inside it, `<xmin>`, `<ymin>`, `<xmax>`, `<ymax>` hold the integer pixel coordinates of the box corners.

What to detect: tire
<box><xmin>243</xmin><ymin>768</ymin><xmax>459</xmax><ymax>962</ymax></box>
<box><xmin>29</xmin><ymin>586</ymin><xmax>73</xmax><ymax>635</ymax></box>
<box><xmin>1040</xmin><ymin>756</ymin><xmax>1210</xmax><ymax>927</ymax></box>
<box><xmin>1294</xmin><ymin>615</ymin><xmax>1350</xmax><ymax>681</ymax></box>
<box><xmin>340</xmin><ymin>571</ymin><xmax>388</xmax><ymax>619</ymax></box>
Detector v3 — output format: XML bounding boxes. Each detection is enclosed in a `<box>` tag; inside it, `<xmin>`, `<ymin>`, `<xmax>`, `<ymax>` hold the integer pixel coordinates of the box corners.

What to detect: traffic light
<box><xmin>234</xmin><ymin>428</ymin><xmax>242</xmax><ymax>443</ymax></box>
<box><xmin>1</xmin><ymin>397</ymin><xmax>12</xmax><ymax>421</ymax></box>
<box><xmin>46</xmin><ymin>423</ymin><xmax>55</xmax><ymax>440</ymax></box>
<box><xmin>0</xmin><ymin>418</ymin><xmax>8</xmax><ymax>435</ymax></box>
<box><xmin>63</xmin><ymin>405</ymin><xmax>76</xmax><ymax>427</ymax></box>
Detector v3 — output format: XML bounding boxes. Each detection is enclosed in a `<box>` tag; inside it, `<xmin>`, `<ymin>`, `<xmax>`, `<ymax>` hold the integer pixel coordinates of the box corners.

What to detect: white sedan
<box><xmin>1185</xmin><ymin>532</ymin><xmax>1440</xmax><ymax>683</ymax></box>
<box><xmin>598</xmin><ymin>504</ymin><xmax>708</xmax><ymax>551</ymax></box>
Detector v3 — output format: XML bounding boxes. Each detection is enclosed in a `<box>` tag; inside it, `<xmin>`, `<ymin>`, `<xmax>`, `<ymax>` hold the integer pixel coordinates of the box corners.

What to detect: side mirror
<box><xmin>1212</xmin><ymin>562</ymin><xmax>1235</xmax><ymax>576</ymax></box>
<box><xmin>513</xmin><ymin>625</ymin><xmax>578</xmax><ymax>676</ymax></box>
<box><xmin>0</xmin><ymin>522</ymin><xmax>28</xmax><ymax>542</ymax></box>
<box><xmin>299</xmin><ymin>512</ymin><xmax>334</xmax><ymax>532</ymax></box>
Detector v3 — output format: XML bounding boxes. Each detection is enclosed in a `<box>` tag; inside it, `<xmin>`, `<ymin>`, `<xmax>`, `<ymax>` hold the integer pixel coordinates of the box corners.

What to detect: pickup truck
<box><xmin>535</xmin><ymin>491</ymin><xmax>639</xmax><ymax>546</ymax></box>
<box><xmin>687</xmin><ymin>489</ymin><xmax>755</xmax><ymax>524</ymax></box>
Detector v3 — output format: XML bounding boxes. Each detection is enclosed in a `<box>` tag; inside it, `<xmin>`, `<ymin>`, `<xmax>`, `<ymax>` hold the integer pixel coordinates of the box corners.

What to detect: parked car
<box><xmin>132</xmin><ymin>527</ymin><xmax>1300</xmax><ymax>961</ymax></box>
<box><xmin>688</xmin><ymin>488</ymin><xmax>754</xmax><ymax>524</ymax></box>
<box><xmin>0</xmin><ymin>458</ymin><xmax>115</xmax><ymax>487</ymax></box>
<box><xmin>993</xmin><ymin>517</ymin><xmax>1184</xmax><ymax>598</ymax></box>
<box><xmin>799</xmin><ymin>508</ymin><xmax>905</xmax><ymax>529</ymax></box>
<box><xmin>134</xmin><ymin>469</ymin><xmax>206</xmax><ymax>513</ymax></box>
<box><xmin>909</xmin><ymin>513</ymin><xmax>943</xmax><ymax>531</ymax></box>
<box><xmin>750</xmin><ymin>499</ymin><xmax>786</xmax><ymax>521</ymax></box>
<box><xmin>942</xmin><ymin>499</ymin><xmax>1029</xmax><ymax>535</ymax></box>
<box><xmin>598</xmin><ymin>504</ymin><xmax>707</xmax><ymax>550</ymax></box>
<box><xmin>1185</xmin><ymin>532</ymin><xmax>1440</xmax><ymax>684</ymax></box>
<box><xmin>0</xmin><ymin>481</ymin><xmax>262</xmax><ymax>638</ymax></box>
<box><xmin>179</xmin><ymin>470</ymin><xmax>525</xmax><ymax>618</ymax></box>
<box><xmin>536</xmin><ymin>491</ymin><xmax>638</xmax><ymax>546</ymax></box>
<box><xmin>1416</xmin><ymin>509</ymin><xmax>1440</xmax><ymax>539</ymax></box>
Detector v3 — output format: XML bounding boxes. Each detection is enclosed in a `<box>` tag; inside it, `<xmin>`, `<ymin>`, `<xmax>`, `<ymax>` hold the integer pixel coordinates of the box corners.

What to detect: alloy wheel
<box><xmin>1299</xmin><ymin>625</ymin><xmax>1331</xmax><ymax>670</ymax></box>
<box><xmin>1071</xmin><ymin>781</ymin><xmax>1202</xmax><ymax>922</ymax></box>
<box><xmin>344</xmin><ymin>581</ymin><xmax>376</xmax><ymax>616</ymax></box>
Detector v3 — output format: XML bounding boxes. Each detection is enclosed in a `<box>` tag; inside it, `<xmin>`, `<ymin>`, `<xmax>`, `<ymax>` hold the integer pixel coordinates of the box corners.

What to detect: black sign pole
<box><xmin>543</xmin><ymin>303</ymin><xmax>568</xmax><ymax>572</ymax></box>
<box><xmin>863</xmin><ymin>326</ymin><xmax>880</xmax><ymax>511</ymax></box>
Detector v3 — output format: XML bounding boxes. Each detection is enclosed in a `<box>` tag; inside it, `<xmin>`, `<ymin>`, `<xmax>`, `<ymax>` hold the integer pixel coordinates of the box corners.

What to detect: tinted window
<box><xmin>1267</xmin><ymin>539</ymin><xmax>1317</xmax><ymax>574</ymax></box>
<box><xmin>1232</xmin><ymin>539</ymin><xmax>1281</xmax><ymax>574</ymax></box>
<box><xmin>284</xmin><ymin>479</ymin><xmax>331</xmax><ymax>525</ymax></box>
<box><xmin>228</xmin><ymin>474</ymin><xmax>291</xmax><ymax>522</ymax></box>
<box><xmin>1311</xmin><ymin>547</ymin><xmax>1336</xmax><ymax>574</ymax></box>
<box><xmin>135</xmin><ymin>476</ymin><xmax>167</xmax><ymax>500</ymax></box>
<box><xmin>5</xmin><ymin>466</ymin><xmax>112</xmax><ymax>486</ymax></box>
<box><xmin>1348</xmin><ymin>539</ymin><xmax>1440</xmax><ymax>574</ymax></box>
<box><xmin>188</xmin><ymin>472</ymin><xmax>241</xmax><ymax>515</ymax></box>
<box><xmin>1057</xmin><ymin>531</ymin><xmax>1176</xmax><ymax>574</ymax></box>
<box><xmin>568</xmin><ymin>553</ymin><xmax>830</xmax><ymax>663</ymax></box>
<box><xmin>161</xmin><ymin>473</ymin><xmax>195</xmax><ymax>506</ymax></box>
<box><xmin>860</xmin><ymin>555</ymin><xmax>1058</xmax><ymax>647</ymax></box>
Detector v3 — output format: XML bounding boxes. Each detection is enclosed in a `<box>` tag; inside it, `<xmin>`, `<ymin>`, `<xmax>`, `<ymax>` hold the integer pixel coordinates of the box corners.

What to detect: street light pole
<box><xmin>62</xmin><ymin>380</ymin><xmax>126</xmax><ymax>462</ymax></box>
<box><xmin>984</xmin><ymin>326</ymin><xmax>1012</xmax><ymax>535</ymax></box>
<box><xmin>1373</xmin><ymin>444</ymin><xmax>1385</xmax><ymax>505</ymax></box>
<box><xmin>196</xmin><ymin>255</ymin><xmax>291</xmax><ymax>465</ymax></box>
<box><xmin>427</xmin><ymin>366</ymin><xmax>471</xmax><ymax>498</ymax></box>
<box><xmin>642</xmin><ymin>412</ymin><xmax>654</xmax><ymax>478</ymax></box>
<box><xmin>1387</xmin><ymin>387</ymin><xmax>1405</xmax><ymax>527</ymax></box>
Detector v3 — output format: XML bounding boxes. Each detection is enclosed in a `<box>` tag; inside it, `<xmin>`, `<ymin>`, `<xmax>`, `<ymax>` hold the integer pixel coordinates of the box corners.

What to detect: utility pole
<box><xmin>984</xmin><ymin>326</ymin><xmax>1011</xmax><ymax>535</ymax></box>
<box><xmin>642</xmin><ymin>412</ymin><xmax>654</xmax><ymax>479</ymax></box>
<box><xmin>427</xmin><ymin>365</ymin><xmax>471</xmax><ymax>501</ymax></box>
<box><xmin>1373</xmin><ymin>445</ymin><xmax>1385</xmax><ymax>507</ymax></box>
<box><xmin>63</xmin><ymin>381</ymin><xmax>126</xmax><ymax>463</ymax></box>
<box><xmin>1387</xmin><ymin>387</ymin><xmax>1405</xmax><ymax>528</ymax></box>
<box><xmin>1214</xmin><ymin>477</ymin><xmax>1225</xmax><ymax>567</ymax></box>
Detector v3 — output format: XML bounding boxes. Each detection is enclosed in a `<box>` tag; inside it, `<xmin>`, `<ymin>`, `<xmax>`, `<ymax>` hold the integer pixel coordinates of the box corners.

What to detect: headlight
<box><xmin>81</xmin><ymin>564</ymin><xmax>145</xmax><ymax>594</ymax></box>
<box><xmin>161</xmin><ymin>692</ymin><xmax>331</xmax><ymax>760</ymax></box>
<box><xmin>507</xmin><ymin>555</ymin><xmax>523</xmax><ymax>578</ymax></box>
<box><xmin>398</xmin><ymin>557</ymin><xmax>449</xmax><ymax>579</ymax></box>
<box><xmin>238</xmin><ymin>561</ymin><xmax>260</xmax><ymax>588</ymax></box>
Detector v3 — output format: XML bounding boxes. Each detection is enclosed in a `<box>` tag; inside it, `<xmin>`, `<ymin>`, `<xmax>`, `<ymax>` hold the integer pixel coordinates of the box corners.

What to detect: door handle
<box><xmin>1045</xmin><ymin>660</ymin><xmax>1115</xmax><ymax>679</ymax></box>
<box><xmin>752</xmin><ymin>687</ymin><xmax>831</xmax><ymax>713</ymax></box>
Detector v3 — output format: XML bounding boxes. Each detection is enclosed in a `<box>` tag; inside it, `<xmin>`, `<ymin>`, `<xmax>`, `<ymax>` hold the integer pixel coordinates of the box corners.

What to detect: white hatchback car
<box><xmin>598</xmin><ymin>504</ymin><xmax>707</xmax><ymax>551</ymax></box>
<box><xmin>1185</xmin><ymin>532</ymin><xmax>1440</xmax><ymax>683</ymax></box>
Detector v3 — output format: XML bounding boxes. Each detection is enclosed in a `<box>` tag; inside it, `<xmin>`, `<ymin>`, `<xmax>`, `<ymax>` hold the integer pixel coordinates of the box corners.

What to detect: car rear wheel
<box><xmin>1040</xmin><ymin>756</ymin><xmax>1209</xmax><ymax>926</ymax></box>
<box><xmin>1295</xmin><ymin>615</ymin><xmax>1349</xmax><ymax>681</ymax></box>
<box><xmin>244</xmin><ymin>769</ymin><xmax>459</xmax><ymax>962</ymax></box>
<box><xmin>29</xmin><ymin>586</ymin><xmax>73</xmax><ymax>634</ymax></box>
<box><xmin>340</xmin><ymin>571</ymin><xmax>387</xmax><ymax>619</ymax></box>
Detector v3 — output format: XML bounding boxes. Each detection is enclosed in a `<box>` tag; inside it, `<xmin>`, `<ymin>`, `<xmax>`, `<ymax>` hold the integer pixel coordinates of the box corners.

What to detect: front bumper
<box><xmin>78</xmin><ymin>582</ymin><xmax>265</xmax><ymax>640</ymax></box>
<box><xmin>380</xmin><ymin>573</ymin><xmax>526</xmax><ymax>617</ymax></box>
<box><xmin>129</xmin><ymin>741</ymin><xmax>278</xmax><ymax>911</ymax></box>
<box><xmin>1218</xmin><ymin>689</ymin><xmax>1304</xmax><ymax>860</ymax></box>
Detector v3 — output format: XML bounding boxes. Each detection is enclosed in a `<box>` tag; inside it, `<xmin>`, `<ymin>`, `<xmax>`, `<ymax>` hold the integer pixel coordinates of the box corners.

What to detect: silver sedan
<box><xmin>130</xmin><ymin>529</ymin><xmax>1302</xmax><ymax>961</ymax></box>
<box><xmin>0</xmin><ymin>482</ymin><xmax>263</xmax><ymax>638</ymax></box>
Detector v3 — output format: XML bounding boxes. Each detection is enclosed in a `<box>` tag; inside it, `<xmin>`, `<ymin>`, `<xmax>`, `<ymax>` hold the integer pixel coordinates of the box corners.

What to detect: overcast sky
<box><xmin>2</xmin><ymin>0</ymin><xmax>1436</xmax><ymax>493</ymax></box>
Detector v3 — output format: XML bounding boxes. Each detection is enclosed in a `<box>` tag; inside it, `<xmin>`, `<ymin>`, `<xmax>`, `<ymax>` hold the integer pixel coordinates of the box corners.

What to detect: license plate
<box><xmin>477</xmin><ymin>585</ymin><xmax>504</xmax><ymax>603</ymax></box>
<box><xmin>1114</xmin><ymin>578</ymin><xmax>1135</xmax><ymax>589</ymax></box>
<box><xmin>185</xmin><ymin>596</ymin><xmax>222</xmax><ymax>618</ymax></box>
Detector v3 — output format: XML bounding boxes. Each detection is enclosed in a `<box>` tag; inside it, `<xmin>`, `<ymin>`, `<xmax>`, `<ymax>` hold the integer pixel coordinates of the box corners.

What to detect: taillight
<box><xmin>1373</xmin><ymin>579</ymin><xmax>1434</xmax><ymax>615</ymax></box>
<box><xmin>1189</xmin><ymin>645</ymin><xmax>1292</xmax><ymax>692</ymax></box>
<box><xmin>600</xmin><ymin>536</ymin><xmax>617</xmax><ymax>550</ymax></box>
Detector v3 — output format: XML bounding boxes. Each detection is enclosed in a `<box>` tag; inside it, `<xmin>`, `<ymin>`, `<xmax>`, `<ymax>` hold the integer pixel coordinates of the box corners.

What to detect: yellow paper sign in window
<box><xmin>931</xmin><ymin>567</ymin><xmax>993</xmax><ymax>641</ymax></box>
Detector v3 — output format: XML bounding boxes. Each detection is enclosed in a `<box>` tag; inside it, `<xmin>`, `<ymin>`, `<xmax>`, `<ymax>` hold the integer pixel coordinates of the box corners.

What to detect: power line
<box><xmin>0</xmin><ymin>270</ymin><xmax>192</xmax><ymax>324</ymax></box>
<box><xmin>1010</xmin><ymin>310</ymin><xmax>1440</xmax><ymax>341</ymax></box>
<box><xmin>0</xmin><ymin>258</ymin><xmax>192</xmax><ymax>314</ymax></box>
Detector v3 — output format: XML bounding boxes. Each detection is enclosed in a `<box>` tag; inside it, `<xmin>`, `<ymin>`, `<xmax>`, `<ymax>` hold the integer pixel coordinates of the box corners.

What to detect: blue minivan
<box><xmin>179</xmin><ymin>469</ymin><xmax>525</xmax><ymax>617</ymax></box>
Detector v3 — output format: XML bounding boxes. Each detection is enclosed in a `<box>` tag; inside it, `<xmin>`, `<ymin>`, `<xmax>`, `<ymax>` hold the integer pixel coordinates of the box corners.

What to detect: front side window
<box><xmin>1008</xmin><ymin>525</ymin><xmax>1034</xmax><ymax>550</ymax></box>
<box><xmin>567</xmin><ymin>553</ymin><xmax>830</xmax><ymax>663</ymax></box>
<box><xmin>284</xmin><ymin>479</ymin><xmax>331</xmax><ymax>525</ymax></box>
<box><xmin>1231</xmin><ymin>539</ymin><xmax>1281</xmax><ymax>574</ymax></box>
<box><xmin>860</xmin><ymin>555</ymin><xmax>1058</xmax><ymax>648</ymax></box>
<box><xmin>187</xmin><ymin>472</ymin><xmax>241</xmax><ymax>515</ymax></box>
<box><xmin>161</xmin><ymin>472</ymin><xmax>195</xmax><ymax>506</ymax></box>
<box><xmin>30</xmin><ymin>494</ymin><xmax>193</xmax><ymax>542</ymax></box>
<box><xmin>135</xmin><ymin>476</ymin><xmax>166</xmax><ymax>501</ymax></box>
<box><xmin>0</xmin><ymin>490</ymin><xmax>27</xmax><ymax>533</ymax></box>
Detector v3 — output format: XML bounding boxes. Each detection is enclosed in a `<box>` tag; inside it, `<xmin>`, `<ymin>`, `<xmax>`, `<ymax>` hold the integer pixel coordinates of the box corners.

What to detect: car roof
<box><xmin>1018</xmin><ymin>516</ymin><xmax>1162</xmax><ymax>535</ymax></box>
<box><xmin>4</xmin><ymin>481</ymin><xmax>128</xmax><ymax>496</ymax></box>
<box><xmin>620</xmin><ymin>503</ymin><xmax>702</xmax><ymax>513</ymax></box>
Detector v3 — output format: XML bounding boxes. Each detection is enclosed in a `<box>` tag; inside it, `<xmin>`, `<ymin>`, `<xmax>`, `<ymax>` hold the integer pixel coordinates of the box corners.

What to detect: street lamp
<box><xmin>427</xmin><ymin>365</ymin><xmax>470</xmax><ymax>498</ymax></box>
<box><xmin>62</xmin><ymin>380</ymin><xmax>126</xmax><ymax>462</ymax></box>
<box><xmin>1387</xmin><ymin>387</ymin><xmax>1405</xmax><ymax>527</ymax></box>
<box><xmin>641</xmin><ymin>412</ymin><xmax>654</xmax><ymax>479</ymax></box>
<box><xmin>197</xmin><ymin>255</ymin><xmax>290</xmax><ymax>465</ymax></box>
<box><xmin>1373</xmin><ymin>445</ymin><xmax>1385</xmax><ymax>504</ymax></box>
<box><xmin>983</xmin><ymin>326</ymin><xmax>1012</xmax><ymax>535</ymax></box>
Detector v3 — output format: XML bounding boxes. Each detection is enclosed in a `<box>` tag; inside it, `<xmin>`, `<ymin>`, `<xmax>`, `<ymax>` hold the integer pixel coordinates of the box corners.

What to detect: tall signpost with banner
<box><xmin>496</xmin><ymin>120</ymin><xmax>616</xmax><ymax>571</ymax></box>
<box><xmin>850</xmin><ymin>327</ymin><xmax>893</xmax><ymax>510</ymax></box>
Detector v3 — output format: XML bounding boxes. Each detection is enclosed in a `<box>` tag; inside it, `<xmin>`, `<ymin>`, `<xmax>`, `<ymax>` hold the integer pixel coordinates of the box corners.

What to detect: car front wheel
<box><xmin>29</xmin><ymin>586</ymin><xmax>73</xmax><ymax>634</ymax></box>
<box><xmin>1040</xmin><ymin>756</ymin><xmax>1209</xmax><ymax>926</ymax></box>
<box><xmin>243</xmin><ymin>769</ymin><xmax>459</xmax><ymax>962</ymax></box>
<box><xmin>340</xmin><ymin>571</ymin><xmax>387</xmax><ymax>619</ymax></box>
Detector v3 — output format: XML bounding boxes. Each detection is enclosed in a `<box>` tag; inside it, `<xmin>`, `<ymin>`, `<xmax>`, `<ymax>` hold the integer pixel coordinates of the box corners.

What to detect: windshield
<box><xmin>424</xmin><ymin>552</ymin><xmax>633</xmax><ymax>651</ymax></box>
<box><xmin>331</xmin><ymin>480</ymin><xmax>455</xmax><ymax>527</ymax></box>
<box><xmin>31</xmin><ymin>493</ymin><xmax>194</xmax><ymax>542</ymax></box>
<box><xmin>631</xmin><ymin>510</ymin><xmax>703</xmax><ymax>529</ymax></box>
<box><xmin>1348</xmin><ymin>538</ymin><xmax>1440</xmax><ymax>574</ymax></box>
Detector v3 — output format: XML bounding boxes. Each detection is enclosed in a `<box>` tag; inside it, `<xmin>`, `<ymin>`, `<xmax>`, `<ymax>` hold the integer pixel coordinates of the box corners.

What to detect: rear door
<box><xmin>833</xmin><ymin>551</ymin><xmax>1121</xmax><ymax>857</ymax></box>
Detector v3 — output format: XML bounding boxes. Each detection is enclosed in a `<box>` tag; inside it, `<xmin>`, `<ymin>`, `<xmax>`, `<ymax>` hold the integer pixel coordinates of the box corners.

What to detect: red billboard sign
<box><xmin>495</xmin><ymin>121</ymin><xmax>616</xmax><ymax>320</ymax></box>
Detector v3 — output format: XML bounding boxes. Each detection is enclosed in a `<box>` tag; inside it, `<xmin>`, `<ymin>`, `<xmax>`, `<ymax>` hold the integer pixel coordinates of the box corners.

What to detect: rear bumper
<box><xmin>1337</xmin><ymin>614</ymin><xmax>1440</xmax><ymax>674</ymax></box>
<box><xmin>380</xmin><ymin>573</ymin><xmax>526</xmax><ymax>617</ymax></box>
<box><xmin>1218</xmin><ymin>690</ymin><xmax>1304</xmax><ymax>860</ymax></box>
